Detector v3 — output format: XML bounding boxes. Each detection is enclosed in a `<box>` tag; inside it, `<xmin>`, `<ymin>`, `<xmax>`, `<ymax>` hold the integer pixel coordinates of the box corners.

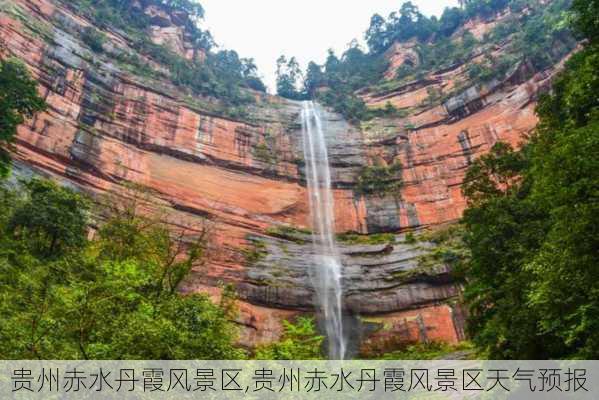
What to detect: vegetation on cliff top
<box><xmin>65</xmin><ymin>0</ymin><xmax>211</xmax><ymax>49</ymax></box>
<box><xmin>459</xmin><ymin>0</ymin><xmax>599</xmax><ymax>359</ymax></box>
<box><xmin>255</xmin><ymin>317</ymin><xmax>324</xmax><ymax>360</ymax></box>
<box><xmin>277</xmin><ymin>0</ymin><xmax>575</xmax><ymax>123</ymax></box>
<box><xmin>66</xmin><ymin>0</ymin><xmax>266</xmax><ymax>111</ymax></box>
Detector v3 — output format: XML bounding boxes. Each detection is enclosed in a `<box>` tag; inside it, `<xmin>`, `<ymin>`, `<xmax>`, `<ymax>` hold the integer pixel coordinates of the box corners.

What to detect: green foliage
<box><xmin>336</xmin><ymin>232</ymin><xmax>395</xmax><ymax>246</ymax></box>
<box><xmin>312</xmin><ymin>0</ymin><xmax>574</xmax><ymax>122</ymax></box>
<box><xmin>0</xmin><ymin>179</ymin><xmax>243</xmax><ymax>359</ymax></box>
<box><xmin>404</xmin><ymin>232</ymin><xmax>416</xmax><ymax>244</ymax></box>
<box><xmin>303</xmin><ymin>61</ymin><xmax>326</xmax><ymax>97</ymax></box>
<box><xmin>460</xmin><ymin>0</ymin><xmax>599</xmax><ymax>359</ymax></box>
<box><xmin>252</xmin><ymin>131</ymin><xmax>278</xmax><ymax>167</ymax></box>
<box><xmin>278</xmin><ymin>44</ymin><xmax>387</xmax><ymax>122</ymax></box>
<box><xmin>242</xmin><ymin>239</ymin><xmax>267</xmax><ymax>266</ymax></box>
<box><xmin>81</xmin><ymin>27</ymin><xmax>106</xmax><ymax>53</ymax></box>
<box><xmin>266</xmin><ymin>225</ymin><xmax>310</xmax><ymax>244</ymax></box>
<box><xmin>135</xmin><ymin>39</ymin><xmax>258</xmax><ymax>107</ymax></box>
<box><xmin>417</xmin><ymin>225</ymin><xmax>469</xmax><ymax>272</ymax></box>
<box><xmin>275</xmin><ymin>55</ymin><xmax>306</xmax><ymax>100</ymax></box>
<box><xmin>317</xmin><ymin>89</ymin><xmax>369</xmax><ymax>123</ymax></box>
<box><xmin>439</xmin><ymin>7</ymin><xmax>467</xmax><ymax>37</ymax></box>
<box><xmin>68</xmin><ymin>1</ymin><xmax>265</xmax><ymax>108</ymax></box>
<box><xmin>8</xmin><ymin>179</ymin><xmax>90</xmax><ymax>258</ymax></box>
<box><xmin>462</xmin><ymin>142</ymin><xmax>527</xmax><ymax>206</ymax></box>
<box><xmin>467</xmin><ymin>62</ymin><xmax>495</xmax><ymax>83</ymax></box>
<box><xmin>461</xmin><ymin>172</ymin><xmax>557</xmax><ymax>358</ymax></box>
<box><xmin>253</xmin><ymin>143</ymin><xmax>273</xmax><ymax>164</ymax></box>
<box><xmin>313</xmin><ymin>46</ymin><xmax>388</xmax><ymax>122</ymax></box>
<box><xmin>254</xmin><ymin>317</ymin><xmax>324</xmax><ymax>360</ymax></box>
<box><xmin>68</xmin><ymin>1</ymin><xmax>209</xmax><ymax>48</ymax></box>
<box><xmin>412</xmin><ymin>31</ymin><xmax>480</xmax><ymax>77</ymax></box>
<box><xmin>464</xmin><ymin>0</ymin><xmax>510</xmax><ymax>19</ymax></box>
<box><xmin>572</xmin><ymin>0</ymin><xmax>599</xmax><ymax>41</ymax></box>
<box><xmin>365</xmin><ymin>2</ymin><xmax>438</xmax><ymax>54</ymax></box>
<box><xmin>507</xmin><ymin>0</ymin><xmax>575</xmax><ymax>73</ymax></box>
<box><xmin>0</xmin><ymin>58</ymin><xmax>46</xmax><ymax>177</ymax></box>
<box><xmin>364</xmin><ymin>1</ymin><xmax>511</xmax><ymax>56</ymax></box>
<box><xmin>372</xmin><ymin>341</ymin><xmax>475</xmax><ymax>360</ymax></box>
<box><xmin>523</xmin><ymin>44</ymin><xmax>599</xmax><ymax>358</ymax></box>
<box><xmin>355</xmin><ymin>162</ymin><xmax>403</xmax><ymax>197</ymax></box>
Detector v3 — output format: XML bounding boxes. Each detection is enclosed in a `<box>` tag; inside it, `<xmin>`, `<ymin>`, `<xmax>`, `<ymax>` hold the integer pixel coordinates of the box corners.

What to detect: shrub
<box><xmin>254</xmin><ymin>317</ymin><xmax>324</xmax><ymax>360</ymax></box>
<box><xmin>8</xmin><ymin>179</ymin><xmax>90</xmax><ymax>258</ymax></box>
<box><xmin>355</xmin><ymin>162</ymin><xmax>403</xmax><ymax>197</ymax></box>
<box><xmin>82</xmin><ymin>27</ymin><xmax>106</xmax><ymax>53</ymax></box>
<box><xmin>0</xmin><ymin>179</ymin><xmax>243</xmax><ymax>360</ymax></box>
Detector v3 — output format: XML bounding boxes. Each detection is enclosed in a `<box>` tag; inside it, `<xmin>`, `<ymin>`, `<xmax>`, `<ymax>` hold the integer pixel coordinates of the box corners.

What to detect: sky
<box><xmin>199</xmin><ymin>0</ymin><xmax>459</xmax><ymax>92</ymax></box>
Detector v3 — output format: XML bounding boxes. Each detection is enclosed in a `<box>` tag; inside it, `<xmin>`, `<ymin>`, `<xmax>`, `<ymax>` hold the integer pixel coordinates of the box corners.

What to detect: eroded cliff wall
<box><xmin>0</xmin><ymin>0</ymin><xmax>571</xmax><ymax>352</ymax></box>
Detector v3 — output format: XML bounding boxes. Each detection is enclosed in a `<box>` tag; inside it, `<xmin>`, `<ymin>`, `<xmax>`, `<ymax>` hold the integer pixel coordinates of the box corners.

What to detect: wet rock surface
<box><xmin>239</xmin><ymin>232</ymin><xmax>458</xmax><ymax>315</ymax></box>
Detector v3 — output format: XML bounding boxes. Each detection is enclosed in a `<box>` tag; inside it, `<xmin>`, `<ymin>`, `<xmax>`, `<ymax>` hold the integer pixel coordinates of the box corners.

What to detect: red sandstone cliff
<box><xmin>0</xmin><ymin>0</ymin><xmax>573</xmax><ymax>352</ymax></box>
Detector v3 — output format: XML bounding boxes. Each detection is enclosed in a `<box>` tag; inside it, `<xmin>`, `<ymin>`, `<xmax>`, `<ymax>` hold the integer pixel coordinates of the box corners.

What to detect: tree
<box><xmin>8</xmin><ymin>179</ymin><xmax>90</xmax><ymax>258</ymax></box>
<box><xmin>572</xmin><ymin>0</ymin><xmax>599</xmax><ymax>41</ymax></box>
<box><xmin>460</xmin><ymin>0</ymin><xmax>599</xmax><ymax>358</ymax></box>
<box><xmin>304</xmin><ymin>62</ymin><xmax>325</xmax><ymax>97</ymax></box>
<box><xmin>159</xmin><ymin>0</ymin><xmax>205</xmax><ymax>19</ymax></box>
<box><xmin>464</xmin><ymin>0</ymin><xmax>510</xmax><ymax>19</ymax></box>
<box><xmin>526</xmin><ymin>120</ymin><xmax>599</xmax><ymax>358</ymax></box>
<box><xmin>255</xmin><ymin>317</ymin><xmax>324</xmax><ymax>360</ymax></box>
<box><xmin>460</xmin><ymin>143</ymin><xmax>556</xmax><ymax>358</ymax></box>
<box><xmin>439</xmin><ymin>7</ymin><xmax>466</xmax><ymax>37</ymax></box>
<box><xmin>276</xmin><ymin>55</ymin><xmax>304</xmax><ymax>100</ymax></box>
<box><xmin>462</xmin><ymin>142</ymin><xmax>527</xmax><ymax>206</ymax></box>
<box><xmin>523</xmin><ymin>18</ymin><xmax>599</xmax><ymax>355</ymax></box>
<box><xmin>240</xmin><ymin>58</ymin><xmax>266</xmax><ymax>92</ymax></box>
<box><xmin>365</xmin><ymin>14</ymin><xmax>388</xmax><ymax>54</ymax></box>
<box><xmin>0</xmin><ymin>58</ymin><xmax>46</xmax><ymax>177</ymax></box>
<box><xmin>82</xmin><ymin>27</ymin><xmax>106</xmax><ymax>53</ymax></box>
<box><xmin>0</xmin><ymin>178</ymin><xmax>243</xmax><ymax>360</ymax></box>
<box><xmin>386</xmin><ymin>2</ymin><xmax>436</xmax><ymax>43</ymax></box>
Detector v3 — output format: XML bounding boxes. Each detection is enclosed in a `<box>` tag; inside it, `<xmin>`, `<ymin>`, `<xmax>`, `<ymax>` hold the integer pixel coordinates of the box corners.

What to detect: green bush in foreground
<box><xmin>255</xmin><ymin>317</ymin><xmax>324</xmax><ymax>360</ymax></box>
<box><xmin>459</xmin><ymin>0</ymin><xmax>599</xmax><ymax>357</ymax></box>
<box><xmin>0</xmin><ymin>181</ymin><xmax>243</xmax><ymax>359</ymax></box>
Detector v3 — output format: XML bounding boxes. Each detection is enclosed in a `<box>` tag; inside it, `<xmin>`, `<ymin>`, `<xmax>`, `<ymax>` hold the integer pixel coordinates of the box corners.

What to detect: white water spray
<box><xmin>300</xmin><ymin>101</ymin><xmax>346</xmax><ymax>360</ymax></box>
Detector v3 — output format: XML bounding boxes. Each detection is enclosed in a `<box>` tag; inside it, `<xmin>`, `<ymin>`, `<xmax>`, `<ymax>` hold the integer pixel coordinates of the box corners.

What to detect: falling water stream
<box><xmin>300</xmin><ymin>101</ymin><xmax>347</xmax><ymax>359</ymax></box>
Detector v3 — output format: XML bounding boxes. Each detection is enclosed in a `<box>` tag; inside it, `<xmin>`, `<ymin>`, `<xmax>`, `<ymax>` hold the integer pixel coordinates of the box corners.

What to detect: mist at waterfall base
<box><xmin>300</xmin><ymin>101</ymin><xmax>348</xmax><ymax>360</ymax></box>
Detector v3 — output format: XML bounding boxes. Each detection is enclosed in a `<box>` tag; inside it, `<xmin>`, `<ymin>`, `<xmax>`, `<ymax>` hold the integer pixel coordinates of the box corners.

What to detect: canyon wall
<box><xmin>1</xmin><ymin>0</ymin><xmax>570</xmax><ymax>353</ymax></box>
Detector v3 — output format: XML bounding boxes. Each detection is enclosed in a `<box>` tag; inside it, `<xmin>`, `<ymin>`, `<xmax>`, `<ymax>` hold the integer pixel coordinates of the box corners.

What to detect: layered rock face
<box><xmin>1</xmin><ymin>0</ymin><xmax>571</xmax><ymax>351</ymax></box>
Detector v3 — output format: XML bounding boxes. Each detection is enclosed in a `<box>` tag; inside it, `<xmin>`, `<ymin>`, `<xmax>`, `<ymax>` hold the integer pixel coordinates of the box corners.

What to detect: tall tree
<box><xmin>276</xmin><ymin>55</ymin><xmax>304</xmax><ymax>100</ymax></box>
<box><xmin>0</xmin><ymin>58</ymin><xmax>46</xmax><ymax>177</ymax></box>
<box><xmin>8</xmin><ymin>179</ymin><xmax>90</xmax><ymax>258</ymax></box>
<box><xmin>304</xmin><ymin>62</ymin><xmax>325</xmax><ymax>97</ymax></box>
<box><xmin>460</xmin><ymin>0</ymin><xmax>599</xmax><ymax>358</ymax></box>
<box><xmin>365</xmin><ymin>14</ymin><xmax>388</xmax><ymax>54</ymax></box>
<box><xmin>0</xmin><ymin>179</ymin><xmax>243</xmax><ymax>360</ymax></box>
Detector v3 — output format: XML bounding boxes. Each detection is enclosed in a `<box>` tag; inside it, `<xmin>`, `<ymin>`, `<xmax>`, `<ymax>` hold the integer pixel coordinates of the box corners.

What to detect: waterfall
<box><xmin>300</xmin><ymin>101</ymin><xmax>346</xmax><ymax>360</ymax></box>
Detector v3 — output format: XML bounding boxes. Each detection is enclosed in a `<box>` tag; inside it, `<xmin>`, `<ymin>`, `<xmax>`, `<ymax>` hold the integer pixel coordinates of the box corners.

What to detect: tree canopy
<box><xmin>459</xmin><ymin>0</ymin><xmax>599</xmax><ymax>358</ymax></box>
<box><xmin>69</xmin><ymin>0</ymin><xmax>266</xmax><ymax>110</ymax></box>
<box><xmin>275</xmin><ymin>55</ymin><xmax>306</xmax><ymax>101</ymax></box>
<box><xmin>0</xmin><ymin>58</ymin><xmax>46</xmax><ymax>177</ymax></box>
<box><xmin>278</xmin><ymin>0</ymin><xmax>573</xmax><ymax>124</ymax></box>
<box><xmin>0</xmin><ymin>181</ymin><xmax>243</xmax><ymax>359</ymax></box>
<box><xmin>364</xmin><ymin>0</ymin><xmax>513</xmax><ymax>56</ymax></box>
